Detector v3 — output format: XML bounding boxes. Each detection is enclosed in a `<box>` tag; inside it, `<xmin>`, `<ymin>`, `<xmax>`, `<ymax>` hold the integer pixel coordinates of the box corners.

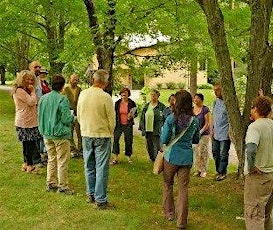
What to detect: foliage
<box><xmin>198</xmin><ymin>83</ymin><xmax>213</xmax><ymax>89</ymax></box>
<box><xmin>177</xmin><ymin>82</ymin><xmax>186</xmax><ymax>89</ymax></box>
<box><xmin>156</xmin><ymin>83</ymin><xmax>163</xmax><ymax>90</ymax></box>
<box><xmin>0</xmin><ymin>89</ymin><xmax>245</xmax><ymax>229</ymax></box>
<box><xmin>165</xmin><ymin>82</ymin><xmax>176</xmax><ymax>90</ymax></box>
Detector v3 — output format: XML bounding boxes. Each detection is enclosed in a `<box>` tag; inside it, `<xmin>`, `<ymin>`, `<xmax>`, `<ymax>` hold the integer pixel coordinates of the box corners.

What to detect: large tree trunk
<box><xmin>196</xmin><ymin>0</ymin><xmax>273</xmax><ymax>178</ymax></box>
<box><xmin>83</xmin><ymin>0</ymin><xmax>117</xmax><ymax>95</ymax></box>
<box><xmin>189</xmin><ymin>58</ymin><xmax>198</xmax><ymax>96</ymax></box>
<box><xmin>44</xmin><ymin>4</ymin><xmax>66</xmax><ymax>75</ymax></box>
<box><xmin>0</xmin><ymin>64</ymin><xmax>6</xmax><ymax>85</ymax></box>
<box><xmin>196</xmin><ymin>0</ymin><xmax>244</xmax><ymax>177</ymax></box>
<box><xmin>16</xmin><ymin>35</ymin><xmax>30</xmax><ymax>71</ymax></box>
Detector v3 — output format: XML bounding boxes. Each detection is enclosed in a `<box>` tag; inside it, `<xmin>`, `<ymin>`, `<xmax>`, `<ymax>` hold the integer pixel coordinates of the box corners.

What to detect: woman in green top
<box><xmin>139</xmin><ymin>89</ymin><xmax>166</xmax><ymax>161</ymax></box>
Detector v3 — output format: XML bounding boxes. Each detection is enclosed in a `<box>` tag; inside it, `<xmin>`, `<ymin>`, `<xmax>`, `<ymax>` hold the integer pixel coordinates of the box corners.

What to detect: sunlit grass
<box><xmin>0</xmin><ymin>90</ymin><xmax>244</xmax><ymax>230</ymax></box>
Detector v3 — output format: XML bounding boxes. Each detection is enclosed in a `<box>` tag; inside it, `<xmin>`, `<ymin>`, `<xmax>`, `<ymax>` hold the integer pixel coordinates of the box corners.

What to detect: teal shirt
<box><xmin>38</xmin><ymin>90</ymin><xmax>74</xmax><ymax>140</ymax></box>
<box><xmin>160</xmin><ymin>114</ymin><xmax>200</xmax><ymax>166</ymax></box>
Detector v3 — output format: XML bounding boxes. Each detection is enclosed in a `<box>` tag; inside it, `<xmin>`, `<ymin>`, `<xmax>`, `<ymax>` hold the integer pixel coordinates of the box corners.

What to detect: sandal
<box><xmin>26</xmin><ymin>166</ymin><xmax>40</xmax><ymax>174</ymax></box>
<box><xmin>111</xmin><ymin>160</ymin><xmax>119</xmax><ymax>165</ymax></box>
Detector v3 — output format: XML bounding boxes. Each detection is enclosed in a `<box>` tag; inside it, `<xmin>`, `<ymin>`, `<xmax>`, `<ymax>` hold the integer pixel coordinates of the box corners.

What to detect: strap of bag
<box><xmin>164</xmin><ymin>117</ymin><xmax>194</xmax><ymax>153</ymax></box>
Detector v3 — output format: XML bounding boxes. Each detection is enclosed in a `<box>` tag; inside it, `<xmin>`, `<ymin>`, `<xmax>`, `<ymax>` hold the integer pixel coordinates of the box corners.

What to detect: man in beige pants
<box><xmin>38</xmin><ymin>74</ymin><xmax>75</xmax><ymax>195</ymax></box>
<box><xmin>244</xmin><ymin>96</ymin><xmax>273</xmax><ymax>230</ymax></box>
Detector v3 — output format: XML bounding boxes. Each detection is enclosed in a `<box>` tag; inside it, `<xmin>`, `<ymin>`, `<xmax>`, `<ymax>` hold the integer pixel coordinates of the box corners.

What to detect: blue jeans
<box><xmin>82</xmin><ymin>137</ymin><xmax>111</xmax><ymax>203</ymax></box>
<box><xmin>212</xmin><ymin>138</ymin><xmax>231</xmax><ymax>175</ymax></box>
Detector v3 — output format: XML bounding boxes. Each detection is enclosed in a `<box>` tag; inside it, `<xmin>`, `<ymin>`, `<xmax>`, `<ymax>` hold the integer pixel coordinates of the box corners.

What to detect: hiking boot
<box><xmin>46</xmin><ymin>184</ymin><xmax>58</xmax><ymax>192</ymax></box>
<box><xmin>86</xmin><ymin>194</ymin><xmax>95</xmax><ymax>203</ymax></box>
<box><xmin>95</xmin><ymin>202</ymin><xmax>115</xmax><ymax>210</ymax></box>
<box><xmin>57</xmin><ymin>188</ymin><xmax>74</xmax><ymax>195</ymax></box>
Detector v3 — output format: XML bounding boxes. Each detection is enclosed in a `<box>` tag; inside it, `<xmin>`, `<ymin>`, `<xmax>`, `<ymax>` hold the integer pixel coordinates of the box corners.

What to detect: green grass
<box><xmin>0</xmin><ymin>89</ymin><xmax>244</xmax><ymax>230</ymax></box>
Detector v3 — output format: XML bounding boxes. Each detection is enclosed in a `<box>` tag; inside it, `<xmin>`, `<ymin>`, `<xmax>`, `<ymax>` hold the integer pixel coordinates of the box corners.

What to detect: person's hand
<box><xmin>28</xmin><ymin>85</ymin><xmax>34</xmax><ymax>93</ymax></box>
<box><xmin>127</xmin><ymin>112</ymin><xmax>133</xmax><ymax>120</ymax></box>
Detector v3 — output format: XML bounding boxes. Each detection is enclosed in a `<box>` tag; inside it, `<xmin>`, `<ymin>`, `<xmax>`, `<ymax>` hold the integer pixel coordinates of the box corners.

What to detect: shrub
<box><xmin>177</xmin><ymin>82</ymin><xmax>186</xmax><ymax>89</ymax></box>
<box><xmin>166</xmin><ymin>82</ymin><xmax>176</xmax><ymax>90</ymax></box>
<box><xmin>198</xmin><ymin>83</ymin><xmax>213</xmax><ymax>89</ymax></box>
<box><xmin>156</xmin><ymin>83</ymin><xmax>163</xmax><ymax>90</ymax></box>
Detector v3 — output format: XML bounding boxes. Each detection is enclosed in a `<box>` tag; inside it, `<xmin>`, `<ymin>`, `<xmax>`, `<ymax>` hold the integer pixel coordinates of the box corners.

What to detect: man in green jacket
<box><xmin>38</xmin><ymin>74</ymin><xmax>75</xmax><ymax>195</ymax></box>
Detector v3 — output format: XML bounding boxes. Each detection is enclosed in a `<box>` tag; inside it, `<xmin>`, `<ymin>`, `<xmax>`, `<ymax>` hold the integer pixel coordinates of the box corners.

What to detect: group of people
<box><xmin>11</xmin><ymin>62</ymin><xmax>273</xmax><ymax>229</ymax></box>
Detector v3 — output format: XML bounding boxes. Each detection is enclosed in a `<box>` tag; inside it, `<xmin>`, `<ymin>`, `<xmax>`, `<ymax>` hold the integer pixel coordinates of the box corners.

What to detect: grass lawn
<box><xmin>0</xmin><ymin>89</ymin><xmax>245</xmax><ymax>230</ymax></box>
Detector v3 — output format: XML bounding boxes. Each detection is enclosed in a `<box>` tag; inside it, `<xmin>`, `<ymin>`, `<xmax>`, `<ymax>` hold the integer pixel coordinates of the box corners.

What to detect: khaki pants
<box><xmin>163</xmin><ymin>160</ymin><xmax>191</xmax><ymax>227</ymax></box>
<box><xmin>45</xmin><ymin>139</ymin><xmax>70</xmax><ymax>189</ymax></box>
<box><xmin>193</xmin><ymin>135</ymin><xmax>209</xmax><ymax>173</ymax></box>
<box><xmin>244</xmin><ymin>172</ymin><xmax>273</xmax><ymax>230</ymax></box>
<box><xmin>70</xmin><ymin>120</ymin><xmax>82</xmax><ymax>152</ymax></box>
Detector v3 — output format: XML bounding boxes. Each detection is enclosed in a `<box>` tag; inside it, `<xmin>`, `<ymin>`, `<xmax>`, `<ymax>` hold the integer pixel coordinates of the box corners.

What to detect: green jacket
<box><xmin>139</xmin><ymin>101</ymin><xmax>166</xmax><ymax>136</ymax></box>
<box><xmin>38</xmin><ymin>90</ymin><xmax>74</xmax><ymax>140</ymax></box>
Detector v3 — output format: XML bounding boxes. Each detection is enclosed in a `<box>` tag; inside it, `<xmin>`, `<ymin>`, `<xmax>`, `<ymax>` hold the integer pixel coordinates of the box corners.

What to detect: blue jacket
<box><xmin>160</xmin><ymin>114</ymin><xmax>200</xmax><ymax>166</ymax></box>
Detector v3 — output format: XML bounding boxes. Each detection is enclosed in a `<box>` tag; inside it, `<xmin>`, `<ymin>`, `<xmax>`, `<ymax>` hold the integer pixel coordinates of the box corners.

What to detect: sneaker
<box><xmin>71</xmin><ymin>152</ymin><xmax>79</xmax><ymax>158</ymax></box>
<box><xmin>200</xmin><ymin>172</ymin><xmax>207</xmax><ymax>178</ymax></box>
<box><xmin>216</xmin><ymin>174</ymin><xmax>226</xmax><ymax>181</ymax></box>
<box><xmin>177</xmin><ymin>224</ymin><xmax>186</xmax><ymax>229</ymax></box>
<box><xmin>193</xmin><ymin>171</ymin><xmax>200</xmax><ymax>177</ymax></box>
<box><xmin>35</xmin><ymin>163</ymin><xmax>45</xmax><ymax>168</ymax></box>
<box><xmin>95</xmin><ymin>202</ymin><xmax>115</xmax><ymax>210</ymax></box>
<box><xmin>46</xmin><ymin>184</ymin><xmax>58</xmax><ymax>192</ymax></box>
<box><xmin>86</xmin><ymin>194</ymin><xmax>95</xmax><ymax>203</ymax></box>
<box><xmin>57</xmin><ymin>188</ymin><xmax>74</xmax><ymax>195</ymax></box>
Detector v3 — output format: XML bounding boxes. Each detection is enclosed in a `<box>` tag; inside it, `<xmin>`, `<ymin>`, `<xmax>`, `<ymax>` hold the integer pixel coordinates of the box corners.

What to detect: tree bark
<box><xmin>196</xmin><ymin>0</ymin><xmax>244</xmax><ymax>177</ymax></box>
<box><xmin>189</xmin><ymin>58</ymin><xmax>197</xmax><ymax>96</ymax></box>
<box><xmin>0</xmin><ymin>64</ymin><xmax>6</xmax><ymax>85</ymax></box>
<box><xmin>83</xmin><ymin>0</ymin><xmax>117</xmax><ymax>95</ymax></box>
<box><xmin>196</xmin><ymin>0</ymin><xmax>273</xmax><ymax>177</ymax></box>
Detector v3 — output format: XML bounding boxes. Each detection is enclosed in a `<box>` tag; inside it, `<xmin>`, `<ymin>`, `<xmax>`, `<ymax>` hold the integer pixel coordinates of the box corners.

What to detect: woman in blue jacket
<box><xmin>160</xmin><ymin>90</ymin><xmax>200</xmax><ymax>229</ymax></box>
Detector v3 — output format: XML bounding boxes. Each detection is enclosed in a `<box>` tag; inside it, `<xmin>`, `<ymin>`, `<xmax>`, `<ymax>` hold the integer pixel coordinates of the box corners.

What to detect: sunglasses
<box><xmin>34</xmin><ymin>66</ymin><xmax>41</xmax><ymax>68</ymax></box>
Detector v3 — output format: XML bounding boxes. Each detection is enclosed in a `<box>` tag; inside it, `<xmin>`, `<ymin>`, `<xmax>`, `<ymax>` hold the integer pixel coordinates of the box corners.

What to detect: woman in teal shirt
<box><xmin>160</xmin><ymin>90</ymin><xmax>200</xmax><ymax>229</ymax></box>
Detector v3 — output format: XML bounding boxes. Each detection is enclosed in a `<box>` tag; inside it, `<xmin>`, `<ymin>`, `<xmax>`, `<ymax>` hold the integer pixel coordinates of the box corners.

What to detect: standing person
<box><xmin>77</xmin><ymin>69</ymin><xmax>115</xmax><ymax>209</ymax></box>
<box><xmin>161</xmin><ymin>90</ymin><xmax>200</xmax><ymax>229</ymax></box>
<box><xmin>211</xmin><ymin>83</ymin><xmax>231</xmax><ymax>181</ymax></box>
<box><xmin>29</xmin><ymin>60</ymin><xmax>43</xmax><ymax>166</ymax></box>
<box><xmin>40</xmin><ymin>68</ymin><xmax>51</xmax><ymax>95</ymax></box>
<box><xmin>163</xmin><ymin>94</ymin><xmax>175</xmax><ymax>121</ymax></box>
<box><xmin>139</xmin><ymin>89</ymin><xmax>166</xmax><ymax>162</ymax></box>
<box><xmin>38</xmin><ymin>74</ymin><xmax>75</xmax><ymax>195</ymax></box>
<box><xmin>39</xmin><ymin>68</ymin><xmax>51</xmax><ymax>164</ymax></box>
<box><xmin>112</xmin><ymin>87</ymin><xmax>137</xmax><ymax>165</ymax></box>
<box><xmin>63</xmin><ymin>73</ymin><xmax>82</xmax><ymax>157</ymax></box>
<box><xmin>244</xmin><ymin>96</ymin><xmax>273</xmax><ymax>230</ymax></box>
<box><xmin>193</xmin><ymin>93</ymin><xmax>211</xmax><ymax>178</ymax></box>
<box><xmin>12</xmin><ymin>70</ymin><xmax>41</xmax><ymax>173</ymax></box>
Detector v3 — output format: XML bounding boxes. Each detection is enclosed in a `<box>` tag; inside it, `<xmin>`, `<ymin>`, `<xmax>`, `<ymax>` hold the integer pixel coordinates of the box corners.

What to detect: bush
<box><xmin>156</xmin><ymin>83</ymin><xmax>163</xmax><ymax>90</ymax></box>
<box><xmin>177</xmin><ymin>82</ymin><xmax>186</xmax><ymax>89</ymax></box>
<box><xmin>198</xmin><ymin>83</ymin><xmax>213</xmax><ymax>89</ymax></box>
<box><xmin>166</xmin><ymin>82</ymin><xmax>176</xmax><ymax>90</ymax></box>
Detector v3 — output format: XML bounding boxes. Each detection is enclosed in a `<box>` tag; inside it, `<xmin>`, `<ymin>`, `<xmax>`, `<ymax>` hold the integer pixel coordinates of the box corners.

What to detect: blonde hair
<box><xmin>12</xmin><ymin>70</ymin><xmax>37</xmax><ymax>94</ymax></box>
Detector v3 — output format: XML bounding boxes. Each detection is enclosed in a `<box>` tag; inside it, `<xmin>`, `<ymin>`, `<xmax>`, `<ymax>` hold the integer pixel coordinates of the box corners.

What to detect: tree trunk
<box><xmin>83</xmin><ymin>0</ymin><xmax>117</xmax><ymax>95</ymax></box>
<box><xmin>0</xmin><ymin>64</ymin><xmax>6</xmax><ymax>85</ymax></box>
<box><xmin>196</xmin><ymin>0</ymin><xmax>244</xmax><ymax>177</ymax></box>
<box><xmin>196</xmin><ymin>0</ymin><xmax>273</xmax><ymax>178</ymax></box>
<box><xmin>189</xmin><ymin>58</ymin><xmax>198</xmax><ymax>96</ymax></box>
<box><xmin>16</xmin><ymin>35</ymin><xmax>30</xmax><ymax>71</ymax></box>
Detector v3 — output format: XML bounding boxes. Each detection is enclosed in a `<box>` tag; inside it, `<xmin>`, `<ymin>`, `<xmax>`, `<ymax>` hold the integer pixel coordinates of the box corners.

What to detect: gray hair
<box><xmin>93</xmin><ymin>69</ymin><xmax>109</xmax><ymax>83</ymax></box>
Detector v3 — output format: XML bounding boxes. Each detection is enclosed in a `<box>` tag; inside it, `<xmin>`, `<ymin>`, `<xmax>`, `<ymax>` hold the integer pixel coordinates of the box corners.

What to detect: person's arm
<box><xmin>160</xmin><ymin>116</ymin><xmax>173</xmax><ymax>145</ymax></box>
<box><xmin>17</xmin><ymin>88</ymin><xmax>37</xmax><ymax>106</ymax></box>
<box><xmin>245</xmin><ymin>143</ymin><xmax>262</xmax><ymax>174</ymax></box>
<box><xmin>106</xmin><ymin>96</ymin><xmax>116</xmax><ymax>134</ymax></box>
<box><xmin>60</xmin><ymin>96</ymin><xmax>74</xmax><ymax>125</ymax></box>
<box><xmin>200</xmin><ymin>111</ymin><xmax>211</xmax><ymax>135</ymax></box>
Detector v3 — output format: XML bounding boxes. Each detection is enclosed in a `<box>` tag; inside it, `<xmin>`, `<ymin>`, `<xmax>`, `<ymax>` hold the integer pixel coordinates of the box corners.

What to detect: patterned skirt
<box><xmin>15</xmin><ymin>126</ymin><xmax>42</xmax><ymax>142</ymax></box>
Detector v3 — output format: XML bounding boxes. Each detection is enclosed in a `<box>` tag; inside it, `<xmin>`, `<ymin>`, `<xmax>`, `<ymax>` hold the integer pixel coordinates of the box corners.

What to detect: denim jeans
<box><xmin>82</xmin><ymin>137</ymin><xmax>111</xmax><ymax>204</ymax></box>
<box><xmin>113</xmin><ymin>124</ymin><xmax>133</xmax><ymax>156</ymax></box>
<box><xmin>212</xmin><ymin>138</ymin><xmax>231</xmax><ymax>174</ymax></box>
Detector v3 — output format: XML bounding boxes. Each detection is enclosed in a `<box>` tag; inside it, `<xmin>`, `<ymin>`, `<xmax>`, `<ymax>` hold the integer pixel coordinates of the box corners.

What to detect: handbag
<box><xmin>153</xmin><ymin>117</ymin><xmax>193</xmax><ymax>175</ymax></box>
